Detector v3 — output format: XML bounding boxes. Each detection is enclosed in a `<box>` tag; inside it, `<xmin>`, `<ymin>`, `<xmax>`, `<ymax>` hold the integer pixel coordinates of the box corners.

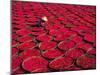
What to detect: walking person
<box><xmin>36</xmin><ymin>16</ymin><xmax>48</xmax><ymax>27</ymax></box>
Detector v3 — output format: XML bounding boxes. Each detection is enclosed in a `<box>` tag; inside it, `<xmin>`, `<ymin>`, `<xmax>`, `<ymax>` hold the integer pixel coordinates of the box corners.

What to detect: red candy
<box><xmin>84</xmin><ymin>34</ymin><xmax>96</xmax><ymax>43</ymax></box>
<box><xmin>20</xmin><ymin>49</ymin><xmax>40</xmax><ymax>60</ymax></box>
<box><xmin>37</xmin><ymin>34</ymin><xmax>52</xmax><ymax>41</ymax></box>
<box><xmin>12</xmin><ymin>48</ymin><xmax>18</xmax><ymax>56</ymax></box>
<box><xmin>39</xmin><ymin>41</ymin><xmax>57</xmax><ymax>50</ymax></box>
<box><xmin>12</xmin><ymin>56</ymin><xmax>22</xmax><ymax>72</ymax></box>
<box><xmin>19</xmin><ymin>41</ymin><xmax>37</xmax><ymax>50</ymax></box>
<box><xmin>12</xmin><ymin>33</ymin><xmax>17</xmax><ymax>40</ymax></box>
<box><xmin>32</xmin><ymin>30</ymin><xmax>46</xmax><ymax>36</ymax></box>
<box><xmin>76</xmin><ymin>55</ymin><xmax>96</xmax><ymax>69</ymax></box>
<box><xmin>49</xmin><ymin>57</ymin><xmax>73</xmax><ymax>70</ymax></box>
<box><xmin>87</xmin><ymin>48</ymin><xmax>96</xmax><ymax>55</ymax></box>
<box><xmin>18</xmin><ymin>35</ymin><xmax>33</xmax><ymax>42</ymax></box>
<box><xmin>65</xmin><ymin>48</ymin><xmax>84</xmax><ymax>59</ymax></box>
<box><xmin>42</xmin><ymin>49</ymin><xmax>63</xmax><ymax>59</ymax></box>
<box><xmin>77</xmin><ymin>43</ymin><xmax>92</xmax><ymax>52</ymax></box>
<box><xmin>65</xmin><ymin>65</ymin><xmax>82</xmax><ymax>70</ymax></box>
<box><xmin>22</xmin><ymin>56</ymin><xmax>48</xmax><ymax>72</ymax></box>
<box><xmin>58</xmin><ymin>40</ymin><xmax>76</xmax><ymax>51</ymax></box>
<box><xmin>31</xmin><ymin>27</ymin><xmax>44</xmax><ymax>31</ymax></box>
<box><xmin>72</xmin><ymin>36</ymin><xmax>83</xmax><ymax>44</ymax></box>
<box><xmin>16</xmin><ymin>29</ymin><xmax>32</xmax><ymax>36</ymax></box>
<box><xmin>12</xmin><ymin>40</ymin><xmax>17</xmax><ymax>47</ymax></box>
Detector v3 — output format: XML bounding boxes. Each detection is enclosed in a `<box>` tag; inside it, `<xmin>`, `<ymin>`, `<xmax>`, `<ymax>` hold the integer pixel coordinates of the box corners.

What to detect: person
<box><xmin>36</xmin><ymin>16</ymin><xmax>48</xmax><ymax>27</ymax></box>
